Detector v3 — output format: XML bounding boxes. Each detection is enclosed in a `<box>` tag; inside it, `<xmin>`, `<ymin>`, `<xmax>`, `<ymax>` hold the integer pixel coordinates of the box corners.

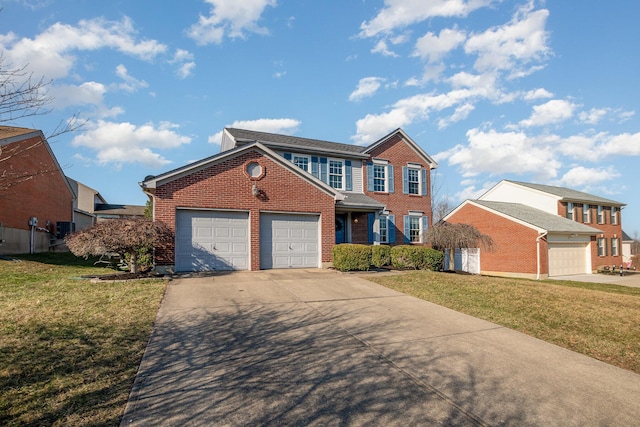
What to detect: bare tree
<box><xmin>426</xmin><ymin>222</ymin><xmax>494</xmax><ymax>252</ymax></box>
<box><xmin>430</xmin><ymin>170</ymin><xmax>452</xmax><ymax>223</ymax></box>
<box><xmin>0</xmin><ymin>56</ymin><xmax>84</xmax><ymax>192</ymax></box>
<box><xmin>65</xmin><ymin>218</ymin><xmax>174</xmax><ymax>273</ymax></box>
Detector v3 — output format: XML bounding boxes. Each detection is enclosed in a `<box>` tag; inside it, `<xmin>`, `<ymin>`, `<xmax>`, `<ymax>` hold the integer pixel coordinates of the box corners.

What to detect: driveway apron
<box><xmin>121</xmin><ymin>270</ymin><xmax>640</xmax><ymax>426</ymax></box>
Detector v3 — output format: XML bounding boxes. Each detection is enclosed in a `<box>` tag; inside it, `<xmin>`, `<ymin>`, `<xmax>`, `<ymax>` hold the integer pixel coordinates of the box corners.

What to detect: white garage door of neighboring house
<box><xmin>260</xmin><ymin>213</ymin><xmax>319</xmax><ymax>269</ymax></box>
<box><xmin>175</xmin><ymin>210</ymin><xmax>249</xmax><ymax>272</ymax></box>
<box><xmin>548</xmin><ymin>243</ymin><xmax>588</xmax><ymax>276</ymax></box>
<box><xmin>453</xmin><ymin>248</ymin><xmax>480</xmax><ymax>274</ymax></box>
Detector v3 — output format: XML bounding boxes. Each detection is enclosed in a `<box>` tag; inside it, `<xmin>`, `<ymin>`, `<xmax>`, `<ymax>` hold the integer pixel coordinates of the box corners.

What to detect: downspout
<box><xmin>536</xmin><ymin>231</ymin><xmax>548</xmax><ymax>280</ymax></box>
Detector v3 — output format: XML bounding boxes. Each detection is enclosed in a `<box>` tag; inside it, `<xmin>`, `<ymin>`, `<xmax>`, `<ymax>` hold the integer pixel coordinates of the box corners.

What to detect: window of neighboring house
<box><xmin>611</xmin><ymin>238</ymin><xmax>620</xmax><ymax>256</ymax></box>
<box><xmin>597</xmin><ymin>205</ymin><xmax>605</xmax><ymax>224</ymax></box>
<box><xmin>597</xmin><ymin>237</ymin><xmax>607</xmax><ymax>257</ymax></box>
<box><xmin>293</xmin><ymin>155</ymin><xmax>309</xmax><ymax>172</ymax></box>
<box><xmin>329</xmin><ymin>159</ymin><xmax>344</xmax><ymax>189</ymax></box>
<box><xmin>611</xmin><ymin>206</ymin><xmax>618</xmax><ymax>225</ymax></box>
<box><xmin>582</xmin><ymin>204</ymin><xmax>590</xmax><ymax>223</ymax></box>
<box><xmin>566</xmin><ymin>202</ymin><xmax>575</xmax><ymax>220</ymax></box>
<box><xmin>373</xmin><ymin>164</ymin><xmax>386</xmax><ymax>192</ymax></box>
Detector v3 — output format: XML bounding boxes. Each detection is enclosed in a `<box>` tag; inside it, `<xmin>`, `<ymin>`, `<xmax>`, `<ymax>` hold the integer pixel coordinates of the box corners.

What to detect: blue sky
<box><xmin>2</xmin><ymin>0</ymin><xmax>639</xmax><ymax>235</ymax></box>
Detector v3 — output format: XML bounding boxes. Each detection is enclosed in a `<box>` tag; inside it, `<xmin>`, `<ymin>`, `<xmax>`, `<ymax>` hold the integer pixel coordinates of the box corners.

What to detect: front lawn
<box><xmin>0</xmin><ymin>252</ymin><xmax>166</xmax><ymax>426</ymax></box>
<box><xmin>366</xmin><ymin>271</ymin><xmax>640</xmax><ymax>374</ymax></box>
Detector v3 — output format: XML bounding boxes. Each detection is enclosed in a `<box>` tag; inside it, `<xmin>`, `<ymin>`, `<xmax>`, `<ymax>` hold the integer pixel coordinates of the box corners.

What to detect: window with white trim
<box><xmin>611</xmin><ymin>238</ymin><xmax>620</xmax><ymax>256</ymax></box>
<box><xmin>373</xmin><ymin>164</ymin><xmax>386</xmax><ymax>192</ymax></box>
<box><xmin>293</xmin><ymin>155</ymin><xmax>309</xmax><ymax>172</ymax></box>
<box><xmin>379</xmin><ymin>215</ymin><xmax>388</xmax><ymax>243</ymax></box>
<box><xmin>597</xmin><ymin>237</ymin><xmax>607</xmax><ymax>257</ymax></box>
<box><xmin>402</xmin><ymin>164</ymin><xmax>426</xmax><ymax>196</ymax></box>
<box><xmin>329</xmin><ymin>159</ymin><xmax>344</xmax><ymax>189</ymax></box>
<box><xmin>404</xmin><ymin>212</ymin><xmax>427</xmax><ymax>243</ymax></box>
<box><xmin>611</xmin><ymin>206</ymin><xmax>618</xmax><ymax>225</ymax></box>
<box><xmin>582</xmin><ymin>204</ymin><xmax>590</xmax><ymax>223</ymax></box>
<box><xmin>566</xmin><ymin>202</ymin><xmax>575</xmax><ymax>221</ymax></box>
<box><xmin>597</xmin><ymin>205</ymin><xmax>605</xmax><ymax>224</ymax></box>
<box><xmin>408</xmin><ymin>216</ymin><xmax>421</xmax><ymax>242</ymax></box>
<box><xmin>407</xmin><ymin>169</ymin><xmax>419</xmax><ymax>195</ymax></box>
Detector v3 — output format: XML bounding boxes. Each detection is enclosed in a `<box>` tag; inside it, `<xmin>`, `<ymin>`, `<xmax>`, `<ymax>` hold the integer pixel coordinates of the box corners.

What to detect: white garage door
<box><xmin>175</xmin><ymin>210</ymin><xmax>249</xmax><ymax>271</ymax></box>
<box><xmin>548</xmin><ymin>243</ymin><xmax>588</xmax><ymax>276</ymax></box>
<box><xmin>260</xmin><ymin>213</ymin><xmax>319</xmax><ymax>269</ymax></box>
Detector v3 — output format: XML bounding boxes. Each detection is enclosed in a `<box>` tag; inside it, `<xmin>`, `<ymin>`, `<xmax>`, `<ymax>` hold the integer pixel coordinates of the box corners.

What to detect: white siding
<box><xmin>480</xmin><ymin>181</ymin><xmax>559</xmax><ymax>215</ymax></box>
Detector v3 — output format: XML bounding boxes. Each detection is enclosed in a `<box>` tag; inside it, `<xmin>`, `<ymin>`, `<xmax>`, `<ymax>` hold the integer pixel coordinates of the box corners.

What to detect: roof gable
<box><xmin>504</xmin><ymin>180</ymin><xmax>625</xmax><ymax>206</ymax></box>
<box><xmin>362</xmin><ymin>128</ymin><xmax>438</xmax><ymax>169</ymax></box>
<box><xmin>141</xmin><ymin>141</ymin><xmax>344</xmax><ymax>201</ymax></box>
<box><xmin>447</xmin><ymin>200</ymin><xmax>602</xmax><ymax>234</ymax></box>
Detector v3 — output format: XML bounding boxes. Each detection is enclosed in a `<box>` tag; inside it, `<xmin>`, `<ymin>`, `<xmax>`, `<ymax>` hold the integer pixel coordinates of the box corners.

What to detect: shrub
<box><xmin>332</xmin><ymin>244</ymin><xmax>372</xmax><ymax>272</ymax></box>
<box><xmin>372</xmin><ymin>245</ymin><xmax>392</xmax><ymax>268</ymax></box>
<box><xmin>391</xmin><ymin>245</ymin><xmax>444</xmax><ymax>271</ymax></box>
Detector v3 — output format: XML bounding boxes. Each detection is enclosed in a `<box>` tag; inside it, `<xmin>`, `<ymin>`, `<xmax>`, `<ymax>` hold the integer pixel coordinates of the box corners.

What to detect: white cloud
<box><xmin>518</xmin><ymin>99</ymin><xmax>576</xmax><ymax>127</ymax></box>
<box><xmin>579</xmin><ymin>107</ymin><xmax>609</xmax><ymax>125</ymax></box>
<box><xmin>0</xmin><ymin>17</ymin><xmax>167</xmax><ymax>80</ymax></box>
<box><xmin>48</xmin><ymin>81</ymin><xmax>107</xmax><ymax>109</ymax></box>
<box><xmin>170</xmin><ymin>49</ymin><xmax>196</xmax><ymax>78</ymax></box>
<box><xmin>208</xmin><ymin>118</ymin><xmax>301</xmax><ymax>144</ymax></box>
<box><xmin>71</xmin><ymin>120</ymin><xmax>191</xmax><ymax>168</ymax></box>
<box><xmin>349</xmin><ymin>77</ymin><xmax>386</xmax><ymax>102</ymax></box>
<box><xmin>464</xmin><ymin>5</ymin><xmax>550</xmax><ymax>77</ymax></box>
<box><xmin>558</xmin><ymin>166</ymin><xmax>620</xmax><ymax>188</ymax></box>
<box><xmin>443</xmin><ymin>128</ymin><xmax>561</xmax><ymax>179</ymax></box>
<box><xmin>188</xmin><ymin>0</ymin><xmax>277</xmax><ymax>45</ymax></box>
<box><xmin>177</xmin><ymin>61</ymin><xmax>196</xmax><ymax>79</ymax></box>
<box><xmin>413</xmin><ymin>27</ymin><xmax>466</xmax><ymax>63</ymax></box>
<box><xmin>438</xmin><ymin>103</ymin><xmax>475</xmax><ymax>129</ymax></box>
<box><xmin>359</xmin><ymin>0</ymin><xmax>492</xmax><ymax>38</ymax></box>
<box><xmin>524</xmin><ymin>88</ymin><xmax>553</xmax><ymax>101</ymax></box>
<box><xmin>371</xmin><ymin>39</ymin><xmax>398</xmax><ymax>57</ymax></box>
<box><xmin>455</xmin><ymin>181</ymin><xmax>497</xmax><ymax>202</ymax></box>
<box><xmin>115</xmin><ymin>64</ymin><xmax>148</xmax><ymax>92</ymax></box>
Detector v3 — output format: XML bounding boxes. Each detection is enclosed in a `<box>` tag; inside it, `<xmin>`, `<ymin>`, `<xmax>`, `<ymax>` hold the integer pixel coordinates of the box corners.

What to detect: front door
<box><xmin>335</xmin><ymin>214</ymin><xmax>347</xmax><ymax>244</ymax></box>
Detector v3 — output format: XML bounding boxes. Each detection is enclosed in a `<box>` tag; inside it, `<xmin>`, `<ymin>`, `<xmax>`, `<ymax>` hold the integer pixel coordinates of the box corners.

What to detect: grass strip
<box><xmin>0</xmin><ymin>253</ymin><xmax>166</xmax><ymax>426</ymax></box>
<box><xmin>365</xmin><ymin>271</ymin><xmax>640</xmax><ymax>374</ymax></box>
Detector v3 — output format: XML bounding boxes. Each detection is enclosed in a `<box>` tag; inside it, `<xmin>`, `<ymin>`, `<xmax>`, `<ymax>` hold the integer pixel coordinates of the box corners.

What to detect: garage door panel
<box><xmin>548</xmin><ymin>243</ymin><xmax>588</xmax><ymax>276</ymax></box>
<box><xmin>260</xmin><ymin>213</ymin><xmax>319</xmax><ymax>269</ymax></box>
<box><xmin>176</xmin><ymin>210</ymin><xmax>249</xmax><ymax>272</ymax></box>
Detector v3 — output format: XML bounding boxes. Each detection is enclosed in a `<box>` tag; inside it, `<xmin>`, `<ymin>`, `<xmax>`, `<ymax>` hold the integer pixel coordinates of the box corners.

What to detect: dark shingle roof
<box><xmin>226</xmin><ymin>128</ymin><xmax>367</xmax><ymax>156</ymax></box>
<box><xmin>506</xmin><ymin>180</ymin><xmax>624</xmax><ymax>206</ymax></box>
<box><xmin>95</xmin><ymin>204</ymin><xmax>146</xmax><ymax>217</ymax></box>
<box><xmin>336</xmin><ymin>192</ymin><xmax>385</xmax><ymax>210</ymax></box>
<box><xmin>473</xmin><ymin>200</ymin><xmax>602</xmax><ymax>234</ymax></box>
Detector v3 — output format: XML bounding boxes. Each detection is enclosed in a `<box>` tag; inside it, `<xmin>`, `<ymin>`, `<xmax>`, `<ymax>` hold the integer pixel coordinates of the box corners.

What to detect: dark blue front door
<box><xmin>335</xmin><ymin>214</ymin><xmax>347</xmax><ymax>244</ymax></box>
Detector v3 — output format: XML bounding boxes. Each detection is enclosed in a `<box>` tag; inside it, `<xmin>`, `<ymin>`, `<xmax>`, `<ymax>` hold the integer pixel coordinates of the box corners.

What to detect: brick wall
<box><xmin>154</xmin><ymin>150</ymin><xmax>336</xmax><ymax>270</ymax></box>
<box><xmin>447</xmin><ymin>203</ymin><xmax>542</xmax><ymax>275</ymax></box>
<box><xmin>0</xmin><ymin>136</ymin><xmax>73</xmax><ymax>235</ymax></box>
<box><xmin>364</xmin><ymin>134</ymin><xmax>433</xmax><ymax>244</ymax></box>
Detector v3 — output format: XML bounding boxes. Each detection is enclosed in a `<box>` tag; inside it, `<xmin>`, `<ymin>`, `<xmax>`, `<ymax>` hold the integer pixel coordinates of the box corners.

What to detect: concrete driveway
<box><xmin>121</xmin><ymin>270</ymin><xmax>640</xmax><ymax>426</ymax></box>
<box><xmin>551</xmin><ymin>271</ymin><xmax>640</xmax><ymax>287</ymax></box>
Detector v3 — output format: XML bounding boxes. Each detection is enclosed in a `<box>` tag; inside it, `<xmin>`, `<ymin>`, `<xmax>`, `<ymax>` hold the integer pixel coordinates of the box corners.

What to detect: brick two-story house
<box><xmin>444</xmin><ymin>180</ymin><xmax>626</xmax><ymax>279</ymax></box>
<box><xmin>141</xmin><ymin>128</ymin><xmax>437</xmax><ymax>272</ymax></box>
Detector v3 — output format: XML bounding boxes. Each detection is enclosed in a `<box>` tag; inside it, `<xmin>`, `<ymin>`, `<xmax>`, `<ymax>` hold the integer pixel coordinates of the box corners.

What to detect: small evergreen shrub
<box><xmin>391</xmin><ymin>245</ymin><xmax>444</xmax><ymax>271</ymax></box>
<box><xmin>332</xmin><ymin>244</ymin><xmax>372</xmax><ymax>272</ymax></box>
<box><xmin>371</xmin><ymin>245</ymin><xmax>392</xmax><ymax>268</ymax></box>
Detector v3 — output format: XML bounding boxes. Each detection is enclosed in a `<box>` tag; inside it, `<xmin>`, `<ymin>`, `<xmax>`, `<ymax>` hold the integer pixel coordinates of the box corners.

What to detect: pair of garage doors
<box><xmin>175</xmin><ymin>210</ymin><xmax>319</xmax><ymax>271</ymax></box>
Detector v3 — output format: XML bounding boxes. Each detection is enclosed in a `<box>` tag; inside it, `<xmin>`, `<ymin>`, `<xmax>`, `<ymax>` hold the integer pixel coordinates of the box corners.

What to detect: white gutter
<box><xmin>536</xmin><ymin>231</ymin><xmax>548</xmax><ymax>280</ymax></box>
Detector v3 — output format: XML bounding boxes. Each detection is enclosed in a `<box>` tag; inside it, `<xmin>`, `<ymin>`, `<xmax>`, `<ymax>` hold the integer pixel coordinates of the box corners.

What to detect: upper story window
<box><xmin>611</xmin><ymin>206</ymin><xmax>618</xmax><ymax>225</ymax></box>
<box><xmin>597</xmin><ymin>205</ymin><xmax>605</xmax><ymax>224</ymax></box>
<box><xmin>402</xmin><ymin>164</ymin><xmax>427</xmax><ymax>196</ymax></box>
<box><xmin>329</xmin><ymin>159</ymin><xmax>344</xmax><ymax>190</ymax></box>
<box><xmin>293</xmin><ymin>155</ymin><xmax>309</xmax><ymax>172</ymax></box>
<box><xmin>582</xmin><ymin>204</ymin><xmax>590</xmax><ymax>223</ymax></box>
<box><xmin>367</xmin><ymin>161</ymin><xmax>394</xmax><ymax>193</ymax></box>
<box><xmin>566</xmin><ymin>202</ymin><xmax>575</xmax><ymax>221</ymax></box>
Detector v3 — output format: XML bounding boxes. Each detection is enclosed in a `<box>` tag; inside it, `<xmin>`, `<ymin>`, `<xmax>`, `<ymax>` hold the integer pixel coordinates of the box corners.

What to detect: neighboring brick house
<box><xmin>141</xmin><ymin>128</ymin><xmax>437</xmax><ymax>272</ymax></box>
<box><xmin>0</xmin><ymin>126</ymin><xmax>74</xmax><ymax>254</ymax></box>
<box><xmin>444</xmin><ymin>180</ymin><xmax>626</xmax><ymax>279</ymax></box>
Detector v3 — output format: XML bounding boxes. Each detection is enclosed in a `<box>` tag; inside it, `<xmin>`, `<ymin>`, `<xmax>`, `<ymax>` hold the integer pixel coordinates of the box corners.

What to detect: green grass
<box><xmin>0</xmin><ymin>252</ymin><xmax>166</xmax><ymax>426</ymax></box>
<box><xmin>366</xmin><ymin>271</ymin><xmax>640</xmax><ymax>374</ymax></box>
